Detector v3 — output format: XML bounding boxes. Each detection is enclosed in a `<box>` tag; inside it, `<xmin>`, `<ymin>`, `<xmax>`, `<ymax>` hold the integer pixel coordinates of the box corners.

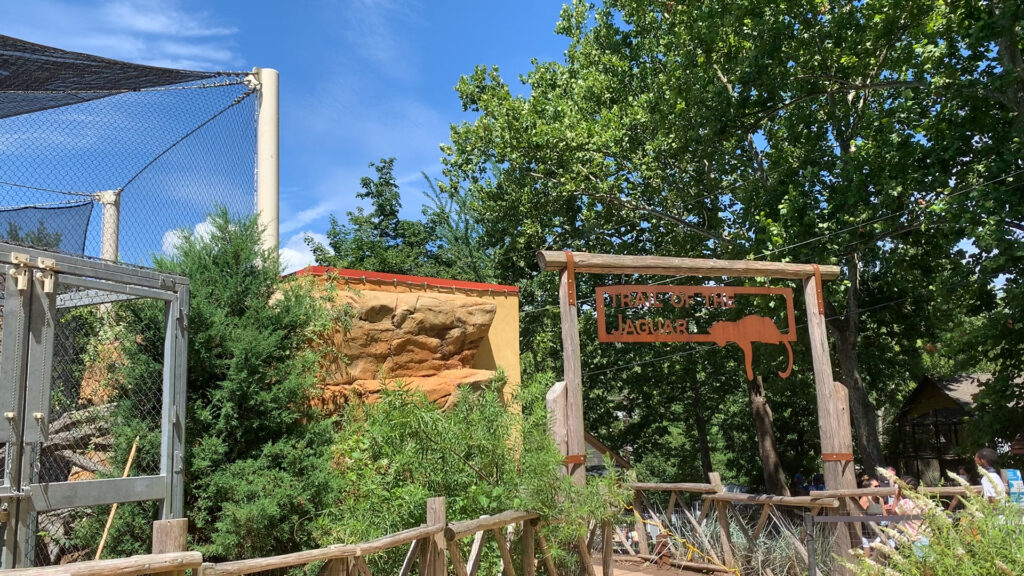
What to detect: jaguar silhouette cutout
<box><xmin>708</xmin><ymin>315</ymin><xmax>794</xmax><ymax>380</ymax></box>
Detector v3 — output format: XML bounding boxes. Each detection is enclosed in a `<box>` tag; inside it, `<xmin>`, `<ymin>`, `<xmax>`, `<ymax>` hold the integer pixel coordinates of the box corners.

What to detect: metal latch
<box><xmin>35</xmin><ymin>270</ymin><xmax>55</xmax><ymax>294</ymax></box>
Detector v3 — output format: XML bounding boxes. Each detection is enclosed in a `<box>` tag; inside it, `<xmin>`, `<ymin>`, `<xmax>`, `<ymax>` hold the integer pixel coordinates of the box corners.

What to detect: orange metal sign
<box><xmin>595</xmin><ymin>285</ymin><xmax>797</xmax><ymax>380</ymax></box>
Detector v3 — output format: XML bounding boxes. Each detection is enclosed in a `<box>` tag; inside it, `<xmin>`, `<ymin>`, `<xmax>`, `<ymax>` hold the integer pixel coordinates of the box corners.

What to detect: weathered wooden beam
<box><xmin>4</xmin><ymin>552</ymin><xmax>202</xmax><ymax>575</ymax></box>
<box><xmin>629</xmin><ymin>483</ymin><xmax>718</xmax><ymax>494</ymax></box>
<box><xmin>445</xmin><ymin>511</ymin><xmax>539</xmax><ymax>540</ymax></box>
<box><xmin>152</xmin><ymin>518</ymin><xmax>189</xmax><ymax>576</ymax></box>
<box><xmin>467</xmin><ymin>531</ymin><xmax>485</xmax><ymax>576</ymax></box>
<box><xmin>523</xmin><ymin>520</ymin><xmax>536</xmax><ymax>576</ymax></box>
<box><xmin>537</xmin><ymin>530</ymin><xmax>560</xmax><ymax>576</ymax></box>
<box><xmin>537</xmin><ymin>251</ymin><xmax>841</xmax><ymax>280</ymax></box>
<box><xmin>703</xmin><ymin>492</ymin><xmax>840</xmax><ymax>509</ymax></box>
<box><xmin>577</xmin><ymin>536</ymin><xmax>597</xmax><ymax>576</ymax></box>
<box><xmin>448</xmin><ymin>540</ymin><xmax>469</xmax><ymax>576</ymax></box>
<box><xmin>628</xmin><ymin>554</ymin><xmax>732</xmax><ymax>574</ymax></box>
<box><xmin>559</xmin><ymin>267</ymin><xmax>586</xmax><ymax>486</ymax></box>
<box><xmin>493</xmin><ymin>528</ymin><xmax>517</xmax><ymax>576</ymax></box>
<box><xmin>601</xmin><ymin>520</ymin><xmax>613</xmax><ymax>576</ymax></box>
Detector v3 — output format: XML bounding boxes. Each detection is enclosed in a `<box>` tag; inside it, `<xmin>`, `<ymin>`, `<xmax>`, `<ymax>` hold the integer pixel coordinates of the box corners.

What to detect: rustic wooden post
<box><xmin>423</xmin><ymin>497</ymin><xmax>447</xmax><ymax>576</ymax></box>
<box><xmin>631</xmin><ymin>491</ymin><xmax>649</xmax><ymax>556</ymax></box>
<box><xmin>802</xmin><ymin>275</ymin><xmax>856</xmax><ymax>573</ymax></box>
<box><xmin>558</xmin><ymin>257</ymin><xmax>586</xmax><ymax>486</ymax></box>
<box><xmin>707</xmin><ymin>473</ymin><xmax>735</xmax><ymax>569</ymax></box>
<box><xmin>323</xmin><ymin>558</ymin><xmax>351</xmax><ymax>576</ymax></box>
<box><xmin>152</xmin><ymin>518</ymin><xmax>188</xmax><ymax>576</ymax></box>
<box><xmin>522</xmin><ymin>520</ymin><xmax>537</xmax><ymax>576</ymax></box>
<box><xmin>601</xmin><ymin>520</ymin><xmax>613</xmax><ymax>576</ymax></box>
<box><xmin>546</xmin><ymin>381</ymin><xmax>569</xmax><ymax>466</ymax></box>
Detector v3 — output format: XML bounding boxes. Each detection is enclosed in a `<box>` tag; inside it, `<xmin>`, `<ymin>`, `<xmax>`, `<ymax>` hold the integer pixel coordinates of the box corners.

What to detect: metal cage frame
<box><xmin>0</xmin><ymin>241</ymin><xmax>188</xmax><ymax>568</ymax></box>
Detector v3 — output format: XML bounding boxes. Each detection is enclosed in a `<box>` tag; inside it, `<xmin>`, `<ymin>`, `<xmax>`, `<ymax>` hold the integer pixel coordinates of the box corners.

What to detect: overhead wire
<box><xmin>518</xmin><ymin>169</ymin><xmax>1024</xmax><ymax>317</ymax></box>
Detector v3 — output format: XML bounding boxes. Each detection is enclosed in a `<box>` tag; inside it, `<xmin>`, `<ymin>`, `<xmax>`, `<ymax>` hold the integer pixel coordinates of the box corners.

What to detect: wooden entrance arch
<box><xmin>538</xmin><ymin>250</ymin><xmax>856</xmax><ymax>565</ymax></box>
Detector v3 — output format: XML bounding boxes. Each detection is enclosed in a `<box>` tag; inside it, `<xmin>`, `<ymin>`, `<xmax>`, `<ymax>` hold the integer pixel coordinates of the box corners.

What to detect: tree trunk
<box><xmin>748</xmin><ymin>375</ymin><xmax>790</xmax><ymax>496</ymax></box>
<box><xmin>691</xmin><ymin>386</ymin><xmax>713</xmax><ymax>479</ymax></box>
<box><xmin>828</xmin><ymin>251</ymin><xmax>886</xmax><ymax>474</ymax></box>
<box><xmin>835</xmin><ymin>329</ymin><xmax>885</xmax><ymax>474</ymax></box>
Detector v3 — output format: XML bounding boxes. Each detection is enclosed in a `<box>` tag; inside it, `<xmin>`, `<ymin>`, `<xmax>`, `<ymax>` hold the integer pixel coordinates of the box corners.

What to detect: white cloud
<box><xmin>161</xmin><ymin>218</ymin><xmax>216</xmax><ymax>256</ymax></box>
<box><xmin>279</xmin><ymin>231</ymin><xmax>328</xmax><ymax>274</ymax></box>
<box><xmin>5</xmin><ymin>0</ymin><xmax>239</xmax><ymax>70</ymax></box>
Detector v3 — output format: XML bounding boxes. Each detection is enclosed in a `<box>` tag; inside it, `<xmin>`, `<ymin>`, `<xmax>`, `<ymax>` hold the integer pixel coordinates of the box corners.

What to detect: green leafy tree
<box><xmin>308</xmin><ymin>158</ymin><xmax>496</xmax><ymax>282</ymax></box>
<box><xmin>441</xmin><ymin>0</ymin><xmax>1020</xmax><ymax>482</ymax></box>
<box><xmin>3</xmin><ymin>220</ymin><xmax>62</xmax><ymax>250</ymax></box>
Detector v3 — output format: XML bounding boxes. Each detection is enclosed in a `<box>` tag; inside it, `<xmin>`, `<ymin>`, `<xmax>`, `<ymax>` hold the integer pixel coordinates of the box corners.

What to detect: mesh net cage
<box><xmin>0</xmin><ymin>34</ymin><xmax>257</xmax><ymax>264</ymax></box>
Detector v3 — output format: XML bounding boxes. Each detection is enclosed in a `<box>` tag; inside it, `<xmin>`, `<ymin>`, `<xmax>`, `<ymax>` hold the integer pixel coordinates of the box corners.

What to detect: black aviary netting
<box><xmin>0</xmin><ymin>34</ymin><xmax>256</xmax><ymax>263</ymax></box>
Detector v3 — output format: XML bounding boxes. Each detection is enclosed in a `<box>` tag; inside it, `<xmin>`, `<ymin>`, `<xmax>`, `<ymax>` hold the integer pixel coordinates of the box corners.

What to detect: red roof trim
<box><xmin>291</xmin><ymin>266</ymin><xmax>519</xmax><ymax>294</ymax></box>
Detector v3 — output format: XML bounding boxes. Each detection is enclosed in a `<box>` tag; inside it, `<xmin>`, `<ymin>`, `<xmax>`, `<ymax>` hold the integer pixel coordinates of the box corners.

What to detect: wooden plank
<box><xmin>523</xmin><ymin>520</ymin><xmax>537</xmax><ymax>576</ymax></box>
<box><xmin>446</xmin><ymin>511</ymin><xmax>540</xmax><ymax>540</ymax></box>
<box><xmin>398</xmin><ymin>540</ymin><xmax>420</xmax><ymax>576</ymax></box>
<box><xmin>702</xmin><ymin>492</ymin><xmax>839</xmax><ymax>508</ymax></box>
<box><xmin>321</xmin><ymin>558</ymin><xmax>349</xmax><ymax>576</ymax></box>
<box><xmin>629</xmin><ymin>554</ymin><xmax>732</xmax><ymax>574</ymax></box>
<box><xmin>752</xmin><ymin>505</ymin><xmax>772</xmax><ymax>540</ymax></box>
<box><xmin>586</xmin><ymin>520</ymin><xmax>597</xmax><ymax>551</ymax></box>
<box><xmin>151</xmin><ymin>518</ymin><xmax>189</xmax><ymax>576</ymax></box>
<box><xmin>666</xmin><ymin>492</ymin><xmax>678</xmax><ymax>521</ymax></box>
<box><xmin>493</xmin><ymin>528</ymin><xmax>517</xmax><ymax>576</ymax></box>
<box><xmin>713</xmin><ymin>502</ymin><xmax>735</xmax><ymax>569</ymax></box>
<box><xmin>536</xmin><ymin>251</ymin><xmax>842</xmax><ymax>280</ymax></box>
<box><xmin>466</xmin><ymin>531</ymin><xmax>485</xmax><ymax>576</ymax></box>
<box><xmin>546</xmin><ymin>382</ymin><xmax>568</xmax><ymax>465</ymax></box>
<box><xmin>537</xmin><ymin>531</ymin><xmax>560</xmax><ymax>576</ymax></box>
<box><xmin>352</xmin><ymin>557</ymin><xmax>373</xmax><ymax>576</ymax></box>
<box><xmin>601</xmin><ymin>520</ymin><xmax>613</xmax><ymax>576</ymax></box>
<box><xmin>449</xmin><ymin>540</ymin><xmax>469</xmax><ymax>576</ymax></box>
<box><xmin>803</xmin><ymin>276</ymin><xmax>856</xmax><ymax>575</ymax></box>
<box><xmin>425</xmin><ymin>498</ymin><xmax>447</xmax><ymax>576</ymax></box>
<box><xmin>696</xmin><ymin>499</ymin><xmax>712</xmax><ymax>524</ymax></box>
<box><xmin>632</xmin><ymin>493</ymin><xmax>650</xmax><ymax>556</ymax></box>
<box><xmin>628</xmin><ymin>483</ymin><xmax>718</xmax><ymax>494</ymax></box>
<box><xmin>577</xmin><ymin>536</ymin><xmax>597</xmax><ymax>576</ymax></box>
<box><xmin>559</xmin><ymin>268</ymin><xmax>586</xmax><ymax>486</ymax></box>
<box><xmin>4</xmin><ymin>552</ymin><xmax>202</xmax><ymax>575</ymax></box>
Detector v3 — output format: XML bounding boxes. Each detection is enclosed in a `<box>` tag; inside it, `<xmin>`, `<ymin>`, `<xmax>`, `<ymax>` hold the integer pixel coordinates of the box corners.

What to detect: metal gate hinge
<box><xmin>36</xmin><ymin>257</ymin><xmax>56</xmax><ymax>270</ymax></box>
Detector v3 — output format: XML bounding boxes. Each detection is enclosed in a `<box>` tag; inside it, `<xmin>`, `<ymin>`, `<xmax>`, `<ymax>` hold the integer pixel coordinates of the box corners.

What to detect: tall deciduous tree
<box><xmin>443</xmin><ymin>0</ymin><xmax>1020</xmax><ymax>479</ymax></box>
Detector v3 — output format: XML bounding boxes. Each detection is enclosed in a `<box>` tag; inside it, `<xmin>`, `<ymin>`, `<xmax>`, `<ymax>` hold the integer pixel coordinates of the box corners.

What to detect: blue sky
<box><xmin>5</xmin><ymin>0</ymin><xmax>571</xmax><ymax>270</ymax></box>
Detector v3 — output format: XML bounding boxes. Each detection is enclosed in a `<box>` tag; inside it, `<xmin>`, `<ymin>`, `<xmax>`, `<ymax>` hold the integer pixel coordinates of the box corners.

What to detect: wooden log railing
<box><xmin>626</xmin><ymin>476</ymin><xmax>846</xmax><ymax>574</ymax></box>
<box><xmin>2</xmin><ymin>552</ymin><xmax>203</xmax><ymax>575</ymax></box>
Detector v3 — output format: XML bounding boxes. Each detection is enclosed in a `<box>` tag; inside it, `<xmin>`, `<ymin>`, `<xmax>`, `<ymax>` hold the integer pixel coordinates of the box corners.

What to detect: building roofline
<box><xmin>290</xmin><ymin>266</ymin><xmax>520</xmax><ymax>294</ymax></box>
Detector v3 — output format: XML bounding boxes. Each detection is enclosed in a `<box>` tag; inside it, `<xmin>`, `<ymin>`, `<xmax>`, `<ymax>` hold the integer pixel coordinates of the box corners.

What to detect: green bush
<box><xmin>850</xmin><ymin>472</ymin><xmax>1024</xmax><ymax>576</ymax></box>
<box><xmin>72</xmin><ymin>209</ymin><xmax>628</xmax><ymax>572</ymax></box>
<box><xmin>318</xmin><ymin>371</ymin><xmax>631</xmax><ymax>574</ymax></box>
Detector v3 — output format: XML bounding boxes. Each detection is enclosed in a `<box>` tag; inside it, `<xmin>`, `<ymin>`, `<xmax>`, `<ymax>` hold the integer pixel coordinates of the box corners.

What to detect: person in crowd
<box><xmin>974</xmin><ymin>447</ymin><xmax>1006</xmax><ymax>501</ymax></box>
<box><xmin>791</xmin><ymin>472</ymin><xmax>807</xmax><ymax>496</ymax></box>
<box><xmin>811</xmin><ymin>472</ymin><xmax>826</xmax><ymax>492</ymax></box>
<box><xmin>895</xmin><ymin>475</ymin><xmax>928</xmax><ymax>556</ymax></box>
<box><xmin>880</xmin><ymin>465</ymin><xmax>898</xmax><ymax>508</ymax></box>
<box><xmin>858</xmin><ymin>476</ymin><xmax>886</xmax><ymax>554</ymax></box>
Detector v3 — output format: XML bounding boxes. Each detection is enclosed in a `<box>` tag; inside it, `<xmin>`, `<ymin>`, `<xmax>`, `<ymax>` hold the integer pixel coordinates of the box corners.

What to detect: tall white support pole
<box><xmin>254</xmin><ymin>67</ymin><xmax>280</xmax><ymax>253</ymax></box>
<box><xmin>96</xmin><ymin>189</ymin><xmax>121</xmax><ymax>262</ymax></box>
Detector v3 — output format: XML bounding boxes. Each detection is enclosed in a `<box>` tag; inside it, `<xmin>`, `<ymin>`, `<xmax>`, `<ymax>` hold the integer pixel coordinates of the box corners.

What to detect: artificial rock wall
<box><xmin>298</xmin><ymin>268</ymin><xmax>521</xmax><ymax>411</ymax></box>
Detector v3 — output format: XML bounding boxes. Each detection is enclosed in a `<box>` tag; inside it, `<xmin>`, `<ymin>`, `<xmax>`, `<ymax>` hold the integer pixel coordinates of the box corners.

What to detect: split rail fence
<box><xmin>3</xmin><ymin>481</ymin><xmax>985</xmax><ymax>576</ymax></box>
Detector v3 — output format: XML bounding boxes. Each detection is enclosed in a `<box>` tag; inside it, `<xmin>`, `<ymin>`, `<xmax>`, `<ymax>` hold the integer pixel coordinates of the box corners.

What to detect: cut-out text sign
<box><xmin>595</xmin><ymin>285</ymin><xmax>797</xmax><ymax>380</ymax></box>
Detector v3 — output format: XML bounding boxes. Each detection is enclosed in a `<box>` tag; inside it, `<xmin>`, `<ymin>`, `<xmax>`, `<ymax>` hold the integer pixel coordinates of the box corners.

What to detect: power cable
<box><xmin>519</xmin><ymin>169</ymin><xmax>1024</xmax><ymax>317</ymax></box>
